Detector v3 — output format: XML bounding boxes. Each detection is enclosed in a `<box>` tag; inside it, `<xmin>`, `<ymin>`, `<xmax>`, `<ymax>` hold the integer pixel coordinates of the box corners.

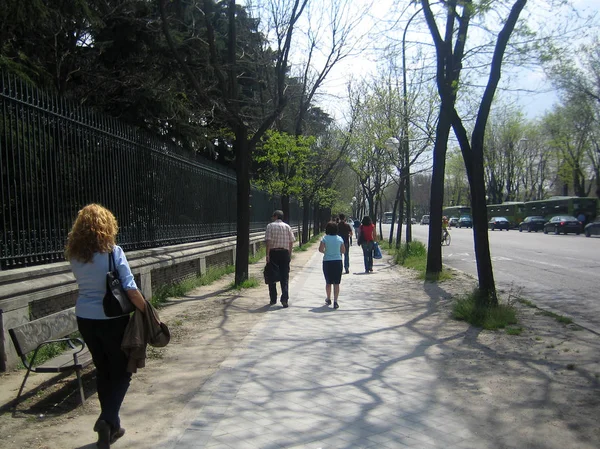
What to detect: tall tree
<box><xmin>422</xmin><ymin>0</ymin><xmax>527</xmax><ymax>304</ymax></box>
<box><xmin>159</xmin><ymin>0</ymin><xmax>308</xmax><ymax>285</ymax></box>
<box><xmin>543</xmin><ymin>96</ymin><xmax>595</xmax><ymax>197</ymax></box>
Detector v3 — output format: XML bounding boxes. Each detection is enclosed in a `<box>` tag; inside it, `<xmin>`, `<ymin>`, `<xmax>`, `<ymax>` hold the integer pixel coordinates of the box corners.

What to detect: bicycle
<box><xmin>441</xmin><ymin>229</ymin><xmax>451</xmax><ymax>246</ymax></box>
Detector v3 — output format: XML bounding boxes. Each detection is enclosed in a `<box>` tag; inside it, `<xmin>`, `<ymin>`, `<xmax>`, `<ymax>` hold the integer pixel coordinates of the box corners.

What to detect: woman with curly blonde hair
<box><xmin>66</xmin><ymin>204</ymin><xmax>145</xmax><ymax>449</ymax></box>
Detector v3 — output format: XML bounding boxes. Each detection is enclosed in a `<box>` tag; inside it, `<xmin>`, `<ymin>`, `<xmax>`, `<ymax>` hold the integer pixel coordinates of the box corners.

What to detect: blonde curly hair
<box><xmin>65</xmin><ymin>204</ymin><xmax>118</xmax><ymax>263</ymax></box>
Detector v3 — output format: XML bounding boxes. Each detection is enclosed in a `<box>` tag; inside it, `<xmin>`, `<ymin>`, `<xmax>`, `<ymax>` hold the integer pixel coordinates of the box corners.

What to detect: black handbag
<box><xmin>263</xmin><ymin>261</ymin><xmax>281</xmax><ymax>284</ymax></box>
<box><xmin>103</xmin><ymin>250</ymin><xmax>135</xmax><ymax>317</ymax></box>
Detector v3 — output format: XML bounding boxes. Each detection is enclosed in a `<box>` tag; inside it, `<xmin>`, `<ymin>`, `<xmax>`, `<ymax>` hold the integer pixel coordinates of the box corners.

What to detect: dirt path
<box><xmin>1</xmin><ymin>242</ymin><xmax>598</xmax><ymax>448</ymax></box>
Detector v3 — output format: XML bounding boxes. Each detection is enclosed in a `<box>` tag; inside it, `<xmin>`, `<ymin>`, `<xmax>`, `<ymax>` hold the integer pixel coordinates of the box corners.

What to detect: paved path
<box><xmin>159</xmin><ymin>244</ymin><xmax>486</xmax><ymax>449</ymax></box>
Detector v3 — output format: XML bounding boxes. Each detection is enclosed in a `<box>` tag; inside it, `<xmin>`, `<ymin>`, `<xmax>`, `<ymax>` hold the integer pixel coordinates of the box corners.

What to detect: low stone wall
<box><xmin>0</xmin><ymin>232</ymin><xmax>276</xmax><ymax>371</ymax></box>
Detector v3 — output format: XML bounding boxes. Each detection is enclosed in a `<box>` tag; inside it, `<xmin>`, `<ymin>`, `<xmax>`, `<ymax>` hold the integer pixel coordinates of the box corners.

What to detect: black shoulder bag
<box><xmin>103</xmin><ymin>250</ymin><xmax>135</xmax><ymax>317</ymax></box>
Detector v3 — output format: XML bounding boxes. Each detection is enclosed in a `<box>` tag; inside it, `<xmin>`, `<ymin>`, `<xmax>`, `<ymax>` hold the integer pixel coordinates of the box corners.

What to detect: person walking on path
<box><xmin>352</xmin><ymin>218</ymin><xmax>361</xmax><ymax>245</ymax></box>
<box><xmin>319</xmin><ymin>221</ymin><xmax>345</xmax><ymax>309</ymax></box>
<box><xmin>359</xmin><ymin>215</ymin><xmax>377</xmax><ymax>273</ymax></box>
<box><xmin>265</xmin><ymin>209</ymin><xmax>295</xmax><ymax>308</ymax></box>
<box><xmin>65</xmin><ymin>204</ymin><xmax>147</xmax><ymax>449</ymax></box>
<box><xmin>337</xmin><ymin>213</ymin><xmax>353</xmax><ymax>274</ymax></box>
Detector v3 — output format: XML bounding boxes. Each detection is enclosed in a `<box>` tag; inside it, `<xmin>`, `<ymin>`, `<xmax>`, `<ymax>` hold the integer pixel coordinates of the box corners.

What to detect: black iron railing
<box><xmin>0</xmin><ymin>72</ymin><xmax>302</xmax><ymax>270</ymax></box>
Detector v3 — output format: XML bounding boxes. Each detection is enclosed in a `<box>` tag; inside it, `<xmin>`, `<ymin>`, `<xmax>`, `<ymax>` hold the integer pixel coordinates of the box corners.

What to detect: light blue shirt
<box><xmin>321</xmin><ymin>235</ymin><xmax>344</xmax><ymax>261</ymax></box>
<box><xmin>70</xmin><ymin>245</ymin><xmax>138</xmax><ymax>319</ymax></box>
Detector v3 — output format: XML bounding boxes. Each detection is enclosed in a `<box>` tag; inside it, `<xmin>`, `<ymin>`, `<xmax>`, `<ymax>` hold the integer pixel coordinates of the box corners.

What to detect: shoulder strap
<box><xmin>108</xmin><ymin>250</ymin><xmax>116</xmax><ymax>272</ymax></box>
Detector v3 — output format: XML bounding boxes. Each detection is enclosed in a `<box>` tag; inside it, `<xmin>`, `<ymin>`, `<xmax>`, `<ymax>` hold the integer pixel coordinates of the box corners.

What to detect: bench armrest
<box><xmin>26</xmin><ymin>337</ymin><xmax>86</xmax><ymax>371</ymax></box>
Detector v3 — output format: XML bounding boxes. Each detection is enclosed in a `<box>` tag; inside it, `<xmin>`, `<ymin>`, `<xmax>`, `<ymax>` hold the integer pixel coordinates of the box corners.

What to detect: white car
<box><xmin>420</xmin><ymin>215</ymin><xmax>430</xmax><ymax>225</ymax></box>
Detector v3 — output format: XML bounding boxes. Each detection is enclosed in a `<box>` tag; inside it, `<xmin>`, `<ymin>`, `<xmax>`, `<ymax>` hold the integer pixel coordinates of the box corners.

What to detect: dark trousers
<box><xmin>77</xmin><ymin>316</ymin><xmax>131</xmax><ymax>431</ymax></box>
<box><xmin>361</xmin><ymin>241</ymin><xmax>374</xmax><ymax>271</ymax></box>
<box><xmin>343</xmin><ymin>241</ymin><xmax>350</xmax><ymax>271</ymax></box>
<box><xmin>268</xmin><ymin>249</ymin><xmax>290</xmax><ymax>303</ymax></box>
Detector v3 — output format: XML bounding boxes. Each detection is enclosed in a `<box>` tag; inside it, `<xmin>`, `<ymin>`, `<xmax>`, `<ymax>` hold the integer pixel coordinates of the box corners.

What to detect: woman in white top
<box><xmin>66</xmin><ymin>204</ymin><xmax>146</xmax><ymax>449</ymax></box>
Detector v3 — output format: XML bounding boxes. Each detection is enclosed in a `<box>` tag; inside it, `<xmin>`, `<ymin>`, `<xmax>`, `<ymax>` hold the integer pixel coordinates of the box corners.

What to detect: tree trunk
<box><xmin>281</xmin><ymin>194</ymin><xmax>290</xmax><ymax>223</ymax></box>
<box><xmin>395</xmin><ymin>177</ymin><xmax>406</xmax><ymax>249</ymax></box>
<box><xmin>426</xmin><ymin>106</ymin><xmax>452</xmax><ymax>275</ymax></box>
<box><xmin>302</xmin><ymin>196</ymin><xmax>311</xmax><ymax>243</ymax></box>
<box><xmin>467</xmin><ymin>140</ymin><xmax>497</xmax><ymax>305</ymax></box>
<box><xmin>234</xmin><ymin>128</ymin><xmax>250</xmax><ymax>285</ymax></box>
<box><xmin>313</xmin><ymin>203</ymin><xmax>320</xmax><ymax>235</ymax></box>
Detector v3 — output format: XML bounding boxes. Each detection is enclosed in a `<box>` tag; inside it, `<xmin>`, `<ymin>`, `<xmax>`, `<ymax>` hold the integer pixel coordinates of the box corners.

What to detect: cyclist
<box><xmin>442</xmin><ymin>216</ymin><xmax>450</xmax><ymax>243</ymax></box>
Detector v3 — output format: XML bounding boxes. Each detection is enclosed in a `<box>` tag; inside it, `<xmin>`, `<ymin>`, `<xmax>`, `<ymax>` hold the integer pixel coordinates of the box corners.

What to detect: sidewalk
<box><xmin>156</xmin><ymin>243</ymin><xmax>599</xmax><ymax>449</ymax></box>
<box><xmin>1</xmin><ymin>239</ymin><xmax>597</xmax><ymax>449</ymax></box>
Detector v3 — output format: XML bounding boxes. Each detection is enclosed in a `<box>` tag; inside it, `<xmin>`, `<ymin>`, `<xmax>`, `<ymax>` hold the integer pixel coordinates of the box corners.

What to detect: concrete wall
<box><xmin>0</xmin><ymin>232</ymin><xmax>275</xmax><ymax>371</ymax></box>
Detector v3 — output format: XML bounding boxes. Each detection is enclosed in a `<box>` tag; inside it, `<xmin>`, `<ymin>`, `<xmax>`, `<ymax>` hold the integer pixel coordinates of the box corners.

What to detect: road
<box><xmin>380</xmin><ymin>223</ymin><xmax>600</xmax><ymax>334</ymax></box>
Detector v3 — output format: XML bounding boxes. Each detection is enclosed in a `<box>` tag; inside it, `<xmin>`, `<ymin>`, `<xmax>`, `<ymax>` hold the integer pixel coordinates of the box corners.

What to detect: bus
<box><xmin>442</xmin><ymin>206</ymin><xmax>471</xmax><ymax>220</ymax></box>
<box><xmin>523</xmin><ymin>196</ymin><xmax>599</xmax><ymax>223</ymax></box>
<box><xmin>486</xmin><ymin>202</ymin><xmax>525</xmax><ymax>228</ymax></box>
<box><xmin>383</xmin><ymin>211</ymin><xmax>394</xmax><ymax>224</ymax></box>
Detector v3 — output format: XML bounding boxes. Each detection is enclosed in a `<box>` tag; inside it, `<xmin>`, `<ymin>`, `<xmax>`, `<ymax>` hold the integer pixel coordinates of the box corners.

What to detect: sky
<box><xmin>293</xmin><ymin>0</ymin><xmax>600</xmax><ymax>125</ymax></box>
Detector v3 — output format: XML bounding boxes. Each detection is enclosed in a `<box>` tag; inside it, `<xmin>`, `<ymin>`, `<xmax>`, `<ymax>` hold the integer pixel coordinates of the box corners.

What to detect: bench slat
<box><xmin>9</xmin><ymin>308</ymin><xmax>79</xmax><ymax>356</ymax></box>
<box><xmin>35</xmin><ymin>347</ymin><xmax>93</xmax><ymax>373</ymax></box>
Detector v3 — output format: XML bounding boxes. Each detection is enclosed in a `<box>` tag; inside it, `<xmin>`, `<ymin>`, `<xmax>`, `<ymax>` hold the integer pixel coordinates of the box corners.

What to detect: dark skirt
<box><xmin>323</xmin><ymin>260</ymin><xmax>343</xmax><ymax>285</ymax></box>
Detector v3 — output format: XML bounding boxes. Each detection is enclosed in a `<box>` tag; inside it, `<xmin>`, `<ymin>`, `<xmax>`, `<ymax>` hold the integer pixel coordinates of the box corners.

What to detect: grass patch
<box><xmin>519</xmin><ymin>298</ymin><xmax>536</xmax><ymax>308</ymax></box>
<box><xmin>229</xmin><ymin>277</ymin><xmax>260</xmax><ymax>290</ymax></box>
<box><xmin>249</xmin><ymin>247</ymin><xmax>267</xmax><ymax>264</ymax></box>
<box><xmin>452</xmin><ymin>289</ymin><xmax>518</xmax><ymax>330</ymax></box>
<box><xmin>294</xmin><ymin>233</ymin><xmax>323</xmax><ymax>252</ymax></box>
<box><xmin>380</xmin><ymin>240</ymin><xmax>452</xmax><ymax>281</ymax></box>
<box><xmin>506</xmin><ymin>327</ymin><xmax>523</xmax><ymax>335</ymax></box>
<box><xmin>540</xmin><ymin>310</ymin><xmax>573</xmax><ymax>325</ymax></box>
<box><xmin>150</xmin><ymin>265</ymin><xmax>235</xmax><ymax>307</ymax></box>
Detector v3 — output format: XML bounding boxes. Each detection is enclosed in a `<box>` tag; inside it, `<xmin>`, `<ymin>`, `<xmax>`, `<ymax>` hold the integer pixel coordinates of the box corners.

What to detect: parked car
<box><xmin>457</xmin><ymin>216</ymin><xmax>473</xmax><ymax>228</ymax></box>
<box><xmin>543</xmin><ymin>216</ymin><xmax>581</xmax><ymax>235</ymax></box>
<box><xmin>584</xmin><ymin>220</ymin><xmax>600</xmax><ymax>237</ymax></box>
<box><xmin>420</xmin><ymin>214</ymin><xmax>430</xmax><ymax>225</ymax></box>
<box><xmin>448</xmin><ymin>217</ymin><xmax>459</xmax><ymax>227</ymax></box>
<box><xmin>488</xmin><ymin>216</ymin><xmax>510</xmax><ymax>231</ymax></box>
<box><xmin>518</xmin><ymin>216</ymin><xmax>546</xmax><ymax>233</ymax></box>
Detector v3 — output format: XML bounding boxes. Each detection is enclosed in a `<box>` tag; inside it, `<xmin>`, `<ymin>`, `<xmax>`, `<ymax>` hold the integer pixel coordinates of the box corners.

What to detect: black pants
<box><xmin>77</xmin><ymin>316</ymin><xmax>131</xmax><ymax>431</ymax></box>
<box><xmin>343</xmin><ymin>241</ymin><xmax>350</xmax><ymax>271</ymax></box>
<box><xmin>268</xmin><ymin>249</ymin><xmax>290</xmax><ymax>303</ymax></box>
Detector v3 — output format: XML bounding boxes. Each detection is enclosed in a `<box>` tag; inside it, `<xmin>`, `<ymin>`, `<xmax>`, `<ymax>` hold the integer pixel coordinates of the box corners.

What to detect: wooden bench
<box><xmin>8</xmin><ymin>307</ymin><xmax>93</xmax><ymax>406</ymax></box>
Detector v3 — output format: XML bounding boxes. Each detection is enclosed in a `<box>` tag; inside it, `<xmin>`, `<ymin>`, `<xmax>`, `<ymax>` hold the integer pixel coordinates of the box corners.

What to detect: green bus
<box><xmin>523</xmin><ymin>196</ymin><xmax>599</xmax><ymax>222</ymax></box>
<box><xmin>442</xmin><ymin>205</ymin><xmax>471</xmax><ymax>219</ymax></box>
<box><xmin>486</xmin><ymin>202</ymin><xmax>525</xmax><ymax>227</ymax></box>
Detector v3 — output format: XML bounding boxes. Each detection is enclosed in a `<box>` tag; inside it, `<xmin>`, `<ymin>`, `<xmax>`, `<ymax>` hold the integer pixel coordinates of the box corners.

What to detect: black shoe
<box><xmin>334</xmin><ymin>302</ymin><xmax>339</xmax><ymax>309</ymax></box>
<box><xmin>369</xmin><ymin>268</ymin><xmax>373</xmax><ymax>272</ymax></box>
<box><xmin>94</xmin><ymin>419</ymin><xmax>111</xmax><ymax>449</ymax></box>
<box><xmin>345</xmin><ymin>269</ymin><xmax>349</xmax><ymax>274</ymax></box>
<box><xmin>325</xmin><ymin>298</ymin><xmax>332</xmax><ymax>306</ymax></box>
<box><xmin>269</xmin><ymin>299</ymin><xmax>277</xmax><ymax>305</ymax></box>
<box><xmin>281</xmin><ymin>301</ymin><xmax>289</xmax><ymax>308</ymax></box>
<box><xmin>110</xmin><ymin>427</ymin><xmax>126</xmax><ymax>445</ymax></box>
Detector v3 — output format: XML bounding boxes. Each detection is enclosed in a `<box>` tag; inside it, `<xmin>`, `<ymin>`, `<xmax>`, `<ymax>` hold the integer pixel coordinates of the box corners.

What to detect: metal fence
<box><xmin>0</xmin><ymin>72</ymin><xmax>302</xmax><ymax>270</ymax></box>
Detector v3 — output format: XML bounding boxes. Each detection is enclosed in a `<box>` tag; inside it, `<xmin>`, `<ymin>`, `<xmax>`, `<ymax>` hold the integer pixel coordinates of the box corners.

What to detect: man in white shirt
<box><xmin>265</xmin><ymin>210</ymin><xmax>295</xmax><ymax>307</ymax></box>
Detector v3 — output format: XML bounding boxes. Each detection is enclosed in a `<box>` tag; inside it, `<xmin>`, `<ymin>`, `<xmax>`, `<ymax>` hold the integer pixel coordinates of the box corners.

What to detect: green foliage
<box><xmin>254</xmin><ymin>131</ymin><xmax>315</xmax><ymax>197</ymax></box>
<box><xmin>452</xmin><ymin>290</ymin><xmax>517</xmax><ymax>330</ymax></box>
